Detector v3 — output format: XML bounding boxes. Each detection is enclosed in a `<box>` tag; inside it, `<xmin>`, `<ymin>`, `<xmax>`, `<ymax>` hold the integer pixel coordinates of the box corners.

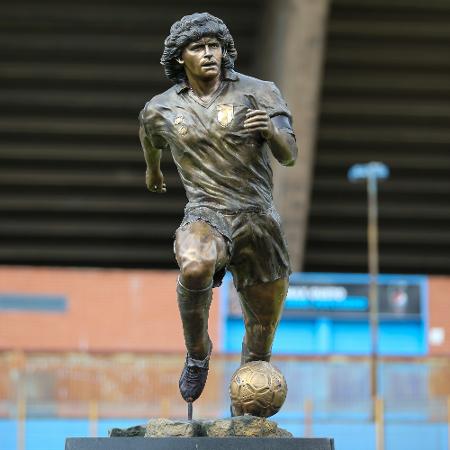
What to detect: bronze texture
<box><xmin>139</xmin><ymin>12</ymin><xmax>298</xmax><ymax>408</ymax></box>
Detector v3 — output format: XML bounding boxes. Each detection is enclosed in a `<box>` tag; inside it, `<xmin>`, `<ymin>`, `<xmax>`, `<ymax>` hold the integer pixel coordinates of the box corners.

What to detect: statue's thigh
<box><xmin>175</xmin><ymin>220</ymin><xmax>227</xmax><ymax>270</ymax></box>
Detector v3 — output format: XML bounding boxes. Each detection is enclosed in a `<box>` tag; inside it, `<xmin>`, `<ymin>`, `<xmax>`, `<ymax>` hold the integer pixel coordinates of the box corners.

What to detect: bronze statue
<box><xmin>139</xmin><ymin>12</ymin><xmax>298</xmax><ymax>411</ymax></box>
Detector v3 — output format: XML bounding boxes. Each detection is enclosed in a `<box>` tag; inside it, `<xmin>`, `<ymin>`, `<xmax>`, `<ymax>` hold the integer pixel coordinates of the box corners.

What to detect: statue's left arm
<box><xmin>244</xmin><ymin>110</ymin><xmax>298</xmax><ymax>166</ymax></box>
<box><xmin>243</xmin><ymin>82</ymin><xmax>298</xmax><ymax>166</ymax></box>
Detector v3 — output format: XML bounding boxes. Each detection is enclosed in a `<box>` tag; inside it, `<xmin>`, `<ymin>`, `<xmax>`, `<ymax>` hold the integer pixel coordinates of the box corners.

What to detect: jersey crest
<box><xmin>174</xmin><ymin>115</ymin><xmax>188</xmax><ymax>135</ymax></box>
<box><xmin>217</xmin><ymin>104</ymin><xmax>234</xmax><ymax>127</ymax></box>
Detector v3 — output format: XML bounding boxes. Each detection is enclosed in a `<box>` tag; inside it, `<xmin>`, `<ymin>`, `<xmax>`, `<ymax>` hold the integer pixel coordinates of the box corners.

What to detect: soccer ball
<box><xmin>229</xmin><ymin>361</ymin><xmax>287</xmax><ymax>418</ymax></box>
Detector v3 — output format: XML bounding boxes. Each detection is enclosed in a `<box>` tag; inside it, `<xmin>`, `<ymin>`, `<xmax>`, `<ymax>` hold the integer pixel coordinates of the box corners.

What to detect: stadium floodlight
<box><xmin>348</xmin><ymin>162</ymin><xmax>389</xmax><ymax>183</ymax></box>
<box><xmin>347</xmin><ymin>162</ymin><xmax>389</xmax><ymax>425</ymax></box>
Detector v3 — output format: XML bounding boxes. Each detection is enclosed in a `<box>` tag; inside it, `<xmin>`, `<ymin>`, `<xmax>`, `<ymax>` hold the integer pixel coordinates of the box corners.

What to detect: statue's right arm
<box><xmin>139</xmin><ymin>125</ymin><xmax>166</xmax><ymax>193</ymax></box>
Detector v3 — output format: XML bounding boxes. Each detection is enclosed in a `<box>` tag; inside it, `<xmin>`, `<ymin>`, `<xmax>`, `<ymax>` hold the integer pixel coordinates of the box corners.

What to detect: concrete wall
<box><xmin>1</xmin><ymin>267</ymin><xmax>449</xmax><ymax>356</ymax></box>
<box><xmin>0</xmin><ymin>267</ymin><xmax>220</xmax><ymax>353</ymax></box>
<box><xmin>261</xmin><ymin>0</ymin><xmax>330</xmax><ymax>271</ymax></box>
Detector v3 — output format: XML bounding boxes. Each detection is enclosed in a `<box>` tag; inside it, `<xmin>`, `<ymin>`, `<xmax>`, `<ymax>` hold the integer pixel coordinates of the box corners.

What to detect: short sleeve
<box><xmin>138</xmin><ymin>101</ymin><xmax>169</xmax><ymax>150</ymax></box>
<box><xmin>258</xmin><ymin>82</ymin><xmax>293</xmax><ymax>122</ymax></box>
<box><xmin>255</xmin><ymin>82</ymin><xmax>295</xmax><ymax>138</ymax></box>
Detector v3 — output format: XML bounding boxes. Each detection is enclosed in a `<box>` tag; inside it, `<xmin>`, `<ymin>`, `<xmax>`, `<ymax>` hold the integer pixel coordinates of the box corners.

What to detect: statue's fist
<box><xmin>243</xmin><ymin>109</ymin><xmax>275</xmax><ymax>140</ymax></box>
<box><xmin>146</xmin><ymin>169</ymin><xmax>167</xmax><ymax>193</ymax></box>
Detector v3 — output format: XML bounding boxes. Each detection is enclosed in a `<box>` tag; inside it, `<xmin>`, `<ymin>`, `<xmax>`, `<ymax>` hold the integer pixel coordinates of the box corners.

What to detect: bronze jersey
<box><xmin>139</xmin><ymin>70</ymin><xmax>294</xmax><ymax>212</ymax></box>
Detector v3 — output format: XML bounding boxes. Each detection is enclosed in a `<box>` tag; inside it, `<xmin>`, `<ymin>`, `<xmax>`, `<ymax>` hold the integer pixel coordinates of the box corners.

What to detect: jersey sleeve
<box><xmin>258</xmin><ymin>82</ymin><xmax>295</xmax><ymax>137</ymax></box>
<box><xmin>138</xmin><ymin>101</ymin><xmax>169</xmax><ymax>150</ymax></box>
<box><xmin>258</xmin><ymin>82</ymin><xmax>292</xmax><ymax>120</ymax></box>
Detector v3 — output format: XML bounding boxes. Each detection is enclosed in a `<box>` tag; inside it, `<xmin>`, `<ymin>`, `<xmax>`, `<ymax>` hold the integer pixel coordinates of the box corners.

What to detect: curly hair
<box><xmin>160</xmin><ymin>12</ymin><xmax>238</xmax><ymax>84</ymax></box>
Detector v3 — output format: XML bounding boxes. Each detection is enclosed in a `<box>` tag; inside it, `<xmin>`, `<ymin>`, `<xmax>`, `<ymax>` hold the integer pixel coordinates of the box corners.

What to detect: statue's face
<box><xmin>180</xmin><ymin>36</ymin><xmax>222</xmax><ymax>81</ymax></box>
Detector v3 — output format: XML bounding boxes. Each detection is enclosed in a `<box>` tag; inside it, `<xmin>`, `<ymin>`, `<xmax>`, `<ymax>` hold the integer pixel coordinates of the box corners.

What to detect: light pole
<box><xmin>347</xmin><ymin>162</ymin><xmax>389</xmax><ymax>412</ymax></box>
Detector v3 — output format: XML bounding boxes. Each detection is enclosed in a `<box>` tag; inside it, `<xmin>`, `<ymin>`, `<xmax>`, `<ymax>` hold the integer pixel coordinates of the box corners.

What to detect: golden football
<box><xmin>229</xmin><ymin>360</ymin><xmax>287</xmax><ymax>418</ymax></box>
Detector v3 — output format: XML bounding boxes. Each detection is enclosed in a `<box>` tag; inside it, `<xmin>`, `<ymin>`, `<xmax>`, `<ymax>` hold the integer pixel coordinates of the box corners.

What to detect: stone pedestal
<box><xmin>66</xmin><ymin>416</ymin><xmax>334</xmax><ymax>449</ymax></box>
<box><xmin>143</xmin><ymin>416</ymin><xmax>293</xmax><ymax>438</ymax></box>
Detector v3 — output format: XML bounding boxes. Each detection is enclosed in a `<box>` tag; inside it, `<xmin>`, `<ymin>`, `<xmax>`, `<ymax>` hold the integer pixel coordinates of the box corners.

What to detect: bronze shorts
<box><xmin>177</xmin><ymin>205</ymin><xmax>291</xmax><ymax>291</ymax></box>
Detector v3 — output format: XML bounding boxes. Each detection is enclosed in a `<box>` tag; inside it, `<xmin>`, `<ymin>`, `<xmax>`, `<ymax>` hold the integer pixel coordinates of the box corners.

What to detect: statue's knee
<box><xmin>181</xmin><ymin>260</ymin><xmax>215</xmax><ymax>289</ymax></box>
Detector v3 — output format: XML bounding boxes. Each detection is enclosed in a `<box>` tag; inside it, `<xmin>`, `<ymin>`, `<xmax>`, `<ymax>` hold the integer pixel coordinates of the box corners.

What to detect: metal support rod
<box><xmin>367</xmin><ymin>176</ymin><xmax>379</xmax><ymax>411</ymax></box>
<box><xmin>348</xmin><ymin>162</ymin><xmax>389</xmax><ymax>437</ymax></box>
<box><xmin>375</xmin><ymin>397</ymin><xmax>385</xmax><ymax>450</ymax></box>
<box><xmin>88</xmin><ymin>400</ymin><xmax>98</xmax><ymax>437</ymax></box>
<box><xmin>17</xmin><ymin>388</ymin><xmax>26</xmax><ymax>450</ymax></box>
<box><xmin>304</xmin><ymin>399</ymin><xmax>313</xmax><ymax>438</ymax></box>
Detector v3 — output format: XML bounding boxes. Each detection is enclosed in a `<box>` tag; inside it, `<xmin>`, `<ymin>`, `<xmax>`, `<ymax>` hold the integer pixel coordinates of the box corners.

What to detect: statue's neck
<box><xmin>186</xmin><ymin>74</ymin><xmax>222</xmax><ymax>101</ymax></box>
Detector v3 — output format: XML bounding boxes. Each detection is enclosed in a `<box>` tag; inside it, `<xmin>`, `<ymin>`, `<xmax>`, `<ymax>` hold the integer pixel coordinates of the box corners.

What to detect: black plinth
<box><xmin>65</xmin><ymin>437</ymin><xmax>334</xmax><ymax>450</ymax></box>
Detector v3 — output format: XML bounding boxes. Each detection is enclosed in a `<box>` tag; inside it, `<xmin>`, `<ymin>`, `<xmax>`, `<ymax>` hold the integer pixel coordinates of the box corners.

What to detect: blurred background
<box><xmin>1</xmin><ymin>0</ymin><xmax>450</xmax><ymax>449</ymax></box>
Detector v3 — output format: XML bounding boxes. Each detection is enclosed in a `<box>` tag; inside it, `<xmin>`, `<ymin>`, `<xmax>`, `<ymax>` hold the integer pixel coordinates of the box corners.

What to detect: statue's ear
<box><xmin>176</xmin><ymin>58</ymin><xmax>184</xmax><ymax>65</ymax></box>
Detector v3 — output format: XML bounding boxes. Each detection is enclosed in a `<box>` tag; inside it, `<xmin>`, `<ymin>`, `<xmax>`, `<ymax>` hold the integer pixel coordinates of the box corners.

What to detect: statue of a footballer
<box><xmin>139</xmin><ymin>13</ymin><xmax>298</xmax><ymax>413</ymax></box>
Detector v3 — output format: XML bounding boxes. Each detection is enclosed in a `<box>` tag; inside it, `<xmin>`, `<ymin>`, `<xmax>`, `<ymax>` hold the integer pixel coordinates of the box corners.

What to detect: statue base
<box><xmin>66</xmin><ymin>416</ymin><xmax>334</xmax><ymax>449</ymax></box>
<box><xmin>65</xmin><ymin>437</ymin><xmax>335</xmax><ymax>450</ymax></box>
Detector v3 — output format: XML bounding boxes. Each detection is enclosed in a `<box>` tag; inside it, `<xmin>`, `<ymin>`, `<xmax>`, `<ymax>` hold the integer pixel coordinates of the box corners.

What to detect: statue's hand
<box><xmin>243</xmin><ymin>109</ymin><xmax>275</xmax><ymax>140</ymax></box>
<box><xmin>146</xmin><ymin>169</ymin><xmax>167</xmax><ymax>193</ymax></box>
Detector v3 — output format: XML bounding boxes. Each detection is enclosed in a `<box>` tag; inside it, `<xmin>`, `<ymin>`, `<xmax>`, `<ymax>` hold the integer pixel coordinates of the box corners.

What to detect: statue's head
<box><xmin>161</xmin><ymin>12</ymin><xmax>238</xmax><ymax>84</ymax></box>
